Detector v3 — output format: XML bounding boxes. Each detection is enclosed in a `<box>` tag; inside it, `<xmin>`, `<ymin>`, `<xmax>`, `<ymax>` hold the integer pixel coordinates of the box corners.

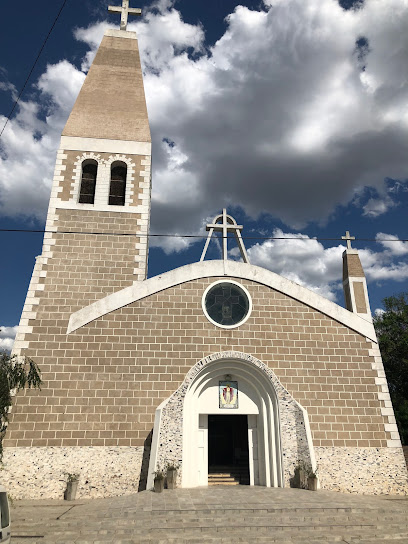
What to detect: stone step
<box><xmin>208</xmin><ymin>471</ymin><xmax>240</xmax><ymax>485</ymax></box>
<box><xmin>13</xmin><ymin>520</ymin><xmax>408</xmax><ymax>535</ymax></box>
<box><xmin>14</xmin><ymin>528</ymin><xmax>408</xmax><ymax>544</ymax></box>
<box><xmin>208</xmin><ymin>480</ymin><xmax>240</xmax><ymax>485</ymax></box>
<box><xmin>13</xmin><ymin>510</ymin><xmax>407</xmax><ymax>530</ymax></box>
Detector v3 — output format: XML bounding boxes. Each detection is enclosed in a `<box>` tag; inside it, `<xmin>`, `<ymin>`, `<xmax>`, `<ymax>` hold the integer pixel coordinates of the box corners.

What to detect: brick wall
<box><xmin>343</xmin><ymin>253</ymin><xmax>365</xmax><ymax>279</ymax></box>
<box><xmin>5</xmin><ymin>277</ymin><xmax>389</xmax><ymax>449</ymax></box>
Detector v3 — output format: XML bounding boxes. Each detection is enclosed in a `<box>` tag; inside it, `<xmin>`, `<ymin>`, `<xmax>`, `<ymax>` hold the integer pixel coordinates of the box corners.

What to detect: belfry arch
<box><xmin>147</xmin><ymin>351</ymin><xmax>317</xmax><ymax>489</ymax></box>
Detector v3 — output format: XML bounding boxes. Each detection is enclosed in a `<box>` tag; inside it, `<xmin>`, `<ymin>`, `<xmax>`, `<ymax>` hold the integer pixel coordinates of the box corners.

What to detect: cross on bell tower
<box><xmin>200</xmin><ymin>209</ymin><xmax>250</xmax><ymax>263</ymax></box>
<box><xmin>342</xmin><ymin>230</ymin><xmax>355</xmax><ymax>250</ymax></box>
<box><xmin>108</xmin><ymin>0</ymin><xmax>142</xmax><ymax>31</ymax></box>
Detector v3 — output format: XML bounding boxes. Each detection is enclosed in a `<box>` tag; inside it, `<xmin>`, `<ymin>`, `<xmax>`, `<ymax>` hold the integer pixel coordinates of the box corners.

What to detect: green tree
<box><xmin>0</xmin><ymin>351</ymin><xmax>42</xmax><ymax>462</ymax></box>
<box><xmin>373</xmin><ymin>292</ymin><xmax>408</xmax><ymax>445</ymax></box>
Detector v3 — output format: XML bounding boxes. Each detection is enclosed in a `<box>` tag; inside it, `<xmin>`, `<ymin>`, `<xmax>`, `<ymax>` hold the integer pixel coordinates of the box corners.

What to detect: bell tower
<box><xmin>13</xmin><ymin>3</ymin><xmax>151</xmax><ymax>356</ymax></box>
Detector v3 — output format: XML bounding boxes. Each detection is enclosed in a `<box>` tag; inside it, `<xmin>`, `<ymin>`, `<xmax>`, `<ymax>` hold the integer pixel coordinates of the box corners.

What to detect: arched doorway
<box><xmin>146</xmin><ymin>351</ymin><xmax>316</xmax><ymax>490</ymax></box>
<box><xmin>182</xmin><ymin>359</ymin><xmax>283</xmax><ymax>488</ymax></box>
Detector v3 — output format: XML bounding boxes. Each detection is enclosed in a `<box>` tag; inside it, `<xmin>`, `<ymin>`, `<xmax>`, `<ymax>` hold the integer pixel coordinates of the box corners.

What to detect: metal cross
<box><xmin>342</xmin><ymin>230</ymin><xmax>355</xmax><ymax>250</ymax></box>
<box><xmin>108</xmin><ymin>0</ymin><xmax>141</xmax><ymax>31</ymax></box>
<box><xmin>200</xmin><ymin>209</ymin><xmax>250</xmax><ymax>263</ymax></box>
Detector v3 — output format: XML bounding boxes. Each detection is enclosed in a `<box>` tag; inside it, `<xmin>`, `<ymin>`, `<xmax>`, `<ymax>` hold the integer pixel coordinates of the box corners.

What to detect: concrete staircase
<box><xmin>208</xmin><ymin>472</ymin><xmax>239</xmax><ymax>485</ymax></box>
<box><xmin>11</xmin><ymin>487</ymin><xmax>408</xmax><ymax>544</ymax></box>
<box><xmin>208</xmin><ymin>465</ymin><xmax>250</xmax><ymax>486</ymax></box>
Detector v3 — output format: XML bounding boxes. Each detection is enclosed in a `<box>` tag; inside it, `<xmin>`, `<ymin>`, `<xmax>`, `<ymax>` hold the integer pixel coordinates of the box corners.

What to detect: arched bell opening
<box><xmin>109</xmin><ymin>161</ymin><xmax>127</xmax><ymax>206</ymax></box>
<box><xmin>78</xmin><ymin>159</ymin><xmax>98</xmax><ymax>204</ymax></box>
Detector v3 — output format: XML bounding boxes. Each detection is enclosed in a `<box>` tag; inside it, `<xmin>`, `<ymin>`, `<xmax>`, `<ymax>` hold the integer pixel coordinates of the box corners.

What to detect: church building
<box><xmin>3</xmin><ymin>2</ymin><xmax>407</xmax><ymax>498</ymax></box>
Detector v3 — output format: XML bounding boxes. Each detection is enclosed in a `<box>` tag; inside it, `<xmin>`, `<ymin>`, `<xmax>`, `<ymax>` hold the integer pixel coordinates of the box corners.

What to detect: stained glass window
<box><xmin>204</xmin><ymin>282</ymin><xmax>250</xmax><ymax>327</ymax></box>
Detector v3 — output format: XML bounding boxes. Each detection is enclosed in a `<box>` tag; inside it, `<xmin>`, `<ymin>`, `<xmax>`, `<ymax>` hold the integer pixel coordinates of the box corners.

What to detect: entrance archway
<box><xmin>182</xmin><ymin>358</ymin><xmax>283</xmax><ymax>488</ymax></box>
<box><xmin>146</xmin><ymin>351</ymin><xmax>316</xmax><ymax>490</ymax></box>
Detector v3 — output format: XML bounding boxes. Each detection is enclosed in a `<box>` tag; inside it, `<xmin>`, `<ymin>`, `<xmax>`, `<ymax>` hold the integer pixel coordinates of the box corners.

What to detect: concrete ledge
<box><xmin>104</xmin><ymin>29</ymin><xmax>138</xmax><ymax>40</ymax></box>
<box><xmin>67</xmin><ymin>260</ymin><xmax>377</xmax><ymax>340</ymax></box>
<box><xmin>60</xmin><ymin>136</ymin><xmax>151</xmax><ymax>155</ymax></box>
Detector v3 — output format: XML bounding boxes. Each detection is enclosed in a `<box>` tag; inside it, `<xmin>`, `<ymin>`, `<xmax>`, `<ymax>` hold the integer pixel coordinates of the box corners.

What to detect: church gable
<box><xmin>10</xmin><ymin>275</ymin><xmax>381</xmax><ymax>451</ymax></box>
<box><xmin>68</xmin><ymin>260</ymin><xmax>376</xmax><ymax>341</ymax></box>
<box><xmin>100</xmin><ymin>276</ymin><xmax>377</xmax><ymax>440</ymax></box>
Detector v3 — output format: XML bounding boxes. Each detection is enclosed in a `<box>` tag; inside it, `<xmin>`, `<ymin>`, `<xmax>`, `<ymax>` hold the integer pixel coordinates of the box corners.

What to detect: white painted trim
<box><xmin>55</xmin><ymin>201</ymin><xmax>143</xmax><ymax>214</ymax></box>
<box><xmin>60</xmin><ymin>136</ymin><xmax>151</xmax><ymax>156</ymax></box>
<box><xmin>293</xmin><ymin>401</ymin><xmax>320</xmax><ymax>489</ymax></box>
<box><xmin>67</xmin><ymin>260</ymin><xmax>377</xmax><ymax>341</ymax></box>
<box><xmin>201</xmin><ymin>280</ymin><xmax>252</xmax><ymax>329</ymax></box>
<box><xmin>343</xmin><ymin>276</ymin><xmax>372</xmax><ymax>323</ymax></box>
<box><xmin>104</xmin><ymin>28</ymin><xmax>137</xmax><ymax>40</ymax></box>
<box><xmin>368</xmin><ymin>340</ymin><xmax>402</xmax><ymax>448</ymax></box>
<box><xmin>146</xmin><ymin>397</ymin><xmax>168</xmax><ymax>490</ymax></box>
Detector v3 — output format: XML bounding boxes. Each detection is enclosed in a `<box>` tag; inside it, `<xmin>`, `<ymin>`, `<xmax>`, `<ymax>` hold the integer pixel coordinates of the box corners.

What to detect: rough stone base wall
<box><xmin>315</xmin><ymin>446</ymin><xmax>408</xmax><ymax>495</ymax></box>
<box><xmin>1</xmin><ymin>446</ymin><xmax>144</xmax><ymax>499</ymax></box>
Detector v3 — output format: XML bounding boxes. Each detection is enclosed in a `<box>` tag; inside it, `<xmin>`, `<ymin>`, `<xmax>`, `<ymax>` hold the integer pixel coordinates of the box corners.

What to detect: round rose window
<box><xmin>202</xmin><ymin>281</ymin><xmax>251</xmax><ymax>328</ymax></box>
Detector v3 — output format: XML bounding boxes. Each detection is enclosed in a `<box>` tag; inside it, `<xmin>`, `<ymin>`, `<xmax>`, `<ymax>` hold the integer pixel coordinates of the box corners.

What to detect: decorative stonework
<box><xmin>70</xmin><ymin>153</ymin><xmax>136</xmax><ymax>208</ymax></box>
<box><xmin>133</xmin><ymin>154</ymin><xmax>151</xmax><ymax>280</ymax></box>
<box><xmin>367</xmin><ymin>339</ymin><xmax>402</xmax><ymax>448</ymax></box>
<box><xmin>1</xmin><ymin>446</ymin><xmax>145</xmax><ymax>500</ymax></box>
<box><xmin>13</xmin><ymin>148</ymin><xmax>64</xmax><ymax>355</ymax></box>
<box><xmin>149</xmin><ymin>351</ymin><xmax>315</xmax><ymax>488</ymax></box>
<box><xmin>315</xmin><ymin>446</ymin><xmax>408</xmax><ymax>495</ymax></box>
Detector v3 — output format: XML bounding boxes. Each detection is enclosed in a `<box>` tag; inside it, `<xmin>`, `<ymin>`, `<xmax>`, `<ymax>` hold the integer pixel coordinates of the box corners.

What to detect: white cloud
<box><xmin>0</xmin><ymin>325</ymin><xmax>17</xmax><ymax>353</ymax></box>
<box><xmin>0</xmin><ymin>61</ymin><xmax>85</xmax><ymax>220</ymax></box>
<box><xmin>363</xmin><ymin>196</ymin><xmax>396</xmax><ymax>217</ymax></box>
<box><xmin>1</xmin><ymin>0</ymin><xmax>408</xmax><ymax>245</ymax></box>
<box><xmin>134</xmin><ymin>0</ymin><xmax>408</xmax><ymax>236</ymax></box>
<box><xmin>243</xmin><ymin>229</ymin><xmax>344</xmax><ymax>301</ymax></box>
<box><xmin>229</xmin><ymin>228</ymin><xmax>408</xmax><ymax>302</ymax></box>
<box><xmin>375</xmin><ymin>232</ymin><xmax>408</xmax><ymax>256</ymax></box>
<box><xmin>358</xmin><ymin>246</ymin><xmax>408</xmax><ymax>283</ymax></box>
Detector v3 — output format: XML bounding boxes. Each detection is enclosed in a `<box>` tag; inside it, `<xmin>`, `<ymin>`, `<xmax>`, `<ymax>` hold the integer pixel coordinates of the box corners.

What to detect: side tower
<box><xmin>13</xmin><ymin>17</ymin><xmax>151</xmax><ymax>358</ymax></box>
<box><xmin>342</xmin><ymin>231</ymin><xmax>372</xmax><ymax>322</ymax></box>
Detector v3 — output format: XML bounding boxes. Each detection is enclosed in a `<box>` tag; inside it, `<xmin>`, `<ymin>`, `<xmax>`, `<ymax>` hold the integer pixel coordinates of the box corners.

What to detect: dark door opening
<box><xmin>208</xmin><ymin>415</ymin><xmax>250</xmax><ymax>485</ymax></box>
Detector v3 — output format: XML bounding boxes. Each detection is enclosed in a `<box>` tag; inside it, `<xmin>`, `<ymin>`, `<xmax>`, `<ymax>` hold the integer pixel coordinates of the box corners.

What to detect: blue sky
<box><xmin>1</xmin><ymin>0</ymin><xmax>408</xmax><ymax>350</ymax></box>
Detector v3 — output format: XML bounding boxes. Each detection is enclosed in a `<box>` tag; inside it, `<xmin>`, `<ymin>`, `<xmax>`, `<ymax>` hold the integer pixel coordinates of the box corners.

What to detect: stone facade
<box><xmin>315</xmin><ymin>446</ymin><xmax>408</xmax><ymax>494</ymax></box>
<box><xmin>1</xmin><ymin>446</ymin><xmax>145</xmax><ymax>499</ymax></box>
<box><xmin>5</xmin><ymin>275</ymin><xmax>408</xmax><ymax>496</ymax></box>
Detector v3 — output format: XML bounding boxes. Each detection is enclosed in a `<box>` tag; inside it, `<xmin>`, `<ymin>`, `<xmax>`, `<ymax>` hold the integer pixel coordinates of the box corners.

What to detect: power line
<box><xmin>0</xmin><ymin>228</ymin><xmax>407</xmax><ymax>243</ymax></box>
<box><xmin>0</xmin><ymin>0</ymin><xmax>68</xmax><ymax>138</ymax></box>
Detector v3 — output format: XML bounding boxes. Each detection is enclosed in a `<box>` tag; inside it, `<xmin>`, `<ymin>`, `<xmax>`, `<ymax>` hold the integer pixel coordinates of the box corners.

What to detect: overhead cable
<box><xmin>0</xmin><ymin>0</ymin><xmax>68</xmax><ymax>138</ymax></box>
<box><xmin>0</xmin><ymin>228</ymin><xmax>407</xmax><ymax>244</ymax></box>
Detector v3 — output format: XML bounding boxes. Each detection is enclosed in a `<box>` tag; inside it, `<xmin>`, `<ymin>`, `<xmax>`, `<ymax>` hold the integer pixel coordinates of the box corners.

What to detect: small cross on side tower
<box><xmin>108</xmin><ymin>0</ymin><xmax>142</xmax><ymax>31</ymax></box>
